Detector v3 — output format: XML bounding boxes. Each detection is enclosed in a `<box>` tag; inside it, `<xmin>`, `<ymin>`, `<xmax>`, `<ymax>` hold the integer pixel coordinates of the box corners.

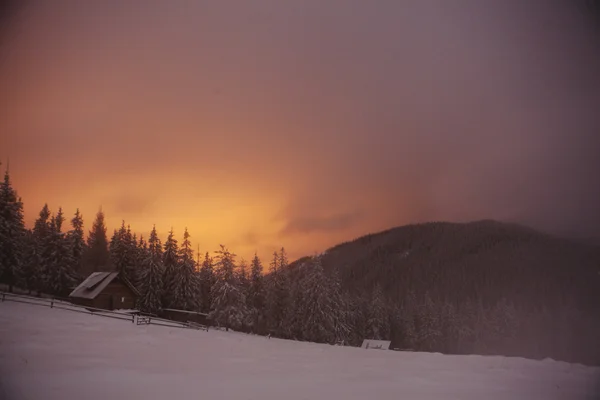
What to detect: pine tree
<box><xmin>19</xmin><ymin>230</ymin><xmax>38</xmax><ymax>293</ymax></box>
<box><xmin>84</xmin><ymin>209</ymin><xmax>109</xmax><ymax>272</ymax></box>
<box><xmin>123</xmin><ymin>225</ymin><xmax>138</xmax><ymax>283</ymax></box>
<box><xmin>66</xmin><ymin>208</ymin><xmax>85</xmax><ymax>280</ymax></box>
<box><xmin>247</xmin><ymin>253</ymin><xmax>266</xmax><ymax>333</ymax></box>
<box><xmin>45</xmin><ymin>208</ymin><xmax>77</xmax><ymax>296</ymax></box>
<box><xmin>0</xmin><ymin>167</ymin><xmax>26</xmax><ymax>292</ymax></box>
<box><xmin>199</xmin><ymin>252</ymin><xmax>215</xmax><ymax>314</ymax></box>
<box><xmin>366</xmin><ymin>283</ymin><xmax>390</xmax><ymax>340</ymax></box>
<box><xmin>166</xmin><ymin>228</ymin><xmax>199</xmax><ymax>310</ymax></box>
<box><xmin>138</xmin><ymin>225</ymin><xmax>163</xmax><ymax>313</ymax></box>
<box><xmin>25</xmin><ymin>204</ymin><xmax>52</xmax><ymax>293</ymax></box>
<box><xmin>108</xmin><ymin>221</ymin><xmax>138</xmax><ymax>283</ymax></box>
<box><xmin>278</xmin><ymin>247</ymin><xmax>288</xmax><ymax>271</ymax></box>
<box><xmin>162</xmin><ymin>228</ymin><xmax>179</xmax><ymax>307</ymax></box>
<box><xmin>265</xmin><ymin>249</ymin><xmax>290</xmax><ymax>336</ymax></box>
<box><xmin>134</xmin><ymin>234</ymin><xmax>148</xmax><ymax>287</ymax></box>
<box><xmin>237</xmin><ymin>258</ymin><xmax>250</xmax><ymax>292</ymax></box>
<box><xmin>294</xmin><ymin>255</ymin><xmax>347</xmax><ymax>344</ymax></box>
<box><xmin>110</xmin><ymin>222</ymin><xmax>128</xmax><ymax>273</ymax></box>
<box><xmin>210</xmin><ymin>245</ymin><xmax>247</xmax><ymax>331</ymax></box>
<box><xmin>329</xmin><ymin>269</ymin><xmax>351</xmax><ymax>344</ymax></box>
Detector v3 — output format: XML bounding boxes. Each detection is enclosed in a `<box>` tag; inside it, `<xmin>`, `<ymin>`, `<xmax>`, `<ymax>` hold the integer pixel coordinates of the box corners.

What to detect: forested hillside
<box><xmin>287</xmin><ymin>221</ymin><xmax>600</xmax><ymax>364</ymax></box>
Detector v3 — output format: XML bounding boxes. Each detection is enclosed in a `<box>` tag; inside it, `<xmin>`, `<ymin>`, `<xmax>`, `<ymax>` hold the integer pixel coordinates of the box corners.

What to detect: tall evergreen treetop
<box><xmin>55</xmin><ymin>207</ymin><xmax>64</xmax><ymax>233</ymax></box>
<box><xmin>199</xmin><ymin>252</ymin><xmax>215</xmax><ymax>313</ymax></box>
<box><xmin>85</xmin><ymin>208</ymin><xmax>109</xmax><ymax>271</ymax></box>
<box><xmin>210</xmin><ymin>245</ymin><xmax>247</xmax><ymax>331</ymax></box>
<box><xmin>162</xmin><ymin>228</ymin><xmax>179</xmax><ymax>307</ymax></box>
<box><xmin>167</xmin><ymin>227</ymin><xmax>199</xmax><ymax>310</ymax></box>
<box><xmin>0</xmin><ymin>166</ymin><xmax>26</xmax><ymax>291</ymax></box>
<box><xmin>67</xmin><ymin>208</ymin><xmax>86</xmax><ymax>280</ymax></box>
<box><xmin>148</xmin><ymin>225</ymin><xmax>162</xmax><ymax>260</ymax></box>
<box><xmin>138</xmin><ymin>225</ymin><xmax>164</xmax><ymax>314</ymax></box>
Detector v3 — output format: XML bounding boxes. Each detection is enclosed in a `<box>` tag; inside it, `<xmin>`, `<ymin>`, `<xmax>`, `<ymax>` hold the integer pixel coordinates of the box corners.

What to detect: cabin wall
<box><xmin>99</xmin><ymin>280</ymin><xmax>137</xmax><ymax>310</ymax></box>
<box><xmin>70</xmin><ymin>297</ymin><xmax>93</xmax><ymax>308</ymax></box>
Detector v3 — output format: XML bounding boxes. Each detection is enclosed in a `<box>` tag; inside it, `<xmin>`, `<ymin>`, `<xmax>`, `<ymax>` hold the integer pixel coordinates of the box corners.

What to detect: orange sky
<box><xmin>1</xmin><ymin>1</ymin><xmax>599</xmax><ymax>260</ymax></box>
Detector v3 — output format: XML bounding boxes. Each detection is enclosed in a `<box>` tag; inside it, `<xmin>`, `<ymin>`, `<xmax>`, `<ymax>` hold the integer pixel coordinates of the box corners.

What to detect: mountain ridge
<box><xmin>288</xmin><ymin>219</ymin><xmax>600</xmax><ymax>364</ymax></box>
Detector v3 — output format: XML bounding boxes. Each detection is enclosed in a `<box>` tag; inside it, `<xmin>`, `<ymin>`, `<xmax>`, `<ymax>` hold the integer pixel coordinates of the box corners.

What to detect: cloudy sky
<box><xmin>1</xmin><ymin>0</ymin><xmax>599</xmax><ymax>260</ymax></box>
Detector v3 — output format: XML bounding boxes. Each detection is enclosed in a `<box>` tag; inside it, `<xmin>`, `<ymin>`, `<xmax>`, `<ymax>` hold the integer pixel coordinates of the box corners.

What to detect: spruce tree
<box><xmin>84</xmin><ymin>209</ymin><xmax>109</xmax><ymax>272</ymax></box>
<box><xmin>138</xmin><ymin>225</ymin><xmax>163</xmax><ymax>313</ymax></box>
<box><xmin>248</xmin><ymin>253</ymin><xmax>266</xmax><ymax>333</ymax></box>
<box><xmin>124</xmin><ymin>225</ymin><xmax>137</xmax><ymax>282</ymax></box>
<box><xmin>66</xmin><ymin>208</ymin><xmax>85</xmax><ymax>280</ymax></box>
<box><xmin>134</xmin><ymin>234</ymin><xmax>148</xmax><ymax>287</ymax></box>
<box><xmin>237</xmin><ymin>258</ymin><xmax>250</xmax><ymax>293</ymax></box>
<box><xmin>110</xmin><ymin>222</ymin><xmax>127</xmax><ymax>272</ymax></box>
<box><xmin>199</xmin><ymin>252</ymin><xmax>215</xmax><ymax>313</ymax></box>
<box><xmin>366</xmin><ymin>283</ymin><xmax>391</xmax><ymax>340</ymax></box>
<box><xmin>295</xmin><ymin>255</ymin><xmax>347</xmax><ymax>344</ymax></box>
<box><xmin>167</xmin><ymin>228</ymin><xmax>199</xmax><ymax>310</ymax></box>
<box><xmin>162</xmin><ymin>228</ymin><xmax>179</xmax><ymax>307</ymax></box>
<box><xmin>109</xmin><ymin>221</ymin><xmax>138</xmax><ymax>283</ymax></box>
<box><xmin>45</xmin><ymin>209</ymin><xmax>77</xmax><ymax>296</ymax></box>
<box><xmin>20</xmin><ymin>230</ymin><xmax>39</xmax><ymax>293</ymax></box>
<box><xmin>210</xmin><ymin>245</ymin><xmax>247</xmax><ymax>331</ymax></box>
<box><xmin>28</xmin><ymin>204</ymin><xmax>52</xmax><ymax>293</ymax></box>
<box><xmin>265</xmin><ymin>249</ymin><xmax>290</xmax><ymax>336</ymax></box>
<box><xmin>0</xmin><ymin>167</ymin><xmax>26</xmax><ymax>292</ymax></box>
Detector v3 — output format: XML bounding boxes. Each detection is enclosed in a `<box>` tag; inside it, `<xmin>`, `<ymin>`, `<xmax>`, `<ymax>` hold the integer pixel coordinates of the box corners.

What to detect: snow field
<box><xmin>1</xmin><ymin>301</ymin><xmax>599</xmax><ymax>400</ymax></box>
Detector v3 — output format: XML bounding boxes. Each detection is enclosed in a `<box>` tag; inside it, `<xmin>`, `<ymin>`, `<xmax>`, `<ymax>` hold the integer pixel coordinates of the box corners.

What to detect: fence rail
<box><xmin>0</xmin><ymin>291</ymin><xmax>206</xmax><ymax>331</ymax></box>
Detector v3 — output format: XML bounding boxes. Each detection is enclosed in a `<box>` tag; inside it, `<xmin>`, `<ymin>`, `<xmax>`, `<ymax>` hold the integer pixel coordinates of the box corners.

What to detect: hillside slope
<box><xmin>1</xmin><ymin>301</ymin><xmax>599</xmax><ymax>400</ymax></box>
<box><xmin>292</xmin><ymin>220</ymin><xmax>600</xmax><ymax>364</ymax></box>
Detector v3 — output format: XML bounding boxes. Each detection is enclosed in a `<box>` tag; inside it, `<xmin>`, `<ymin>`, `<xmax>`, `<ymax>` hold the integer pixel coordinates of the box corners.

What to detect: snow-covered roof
<box><xmin>69</xmin><ymin>272</ymin><xmax>139</xmax><ymax>299</ymax></box>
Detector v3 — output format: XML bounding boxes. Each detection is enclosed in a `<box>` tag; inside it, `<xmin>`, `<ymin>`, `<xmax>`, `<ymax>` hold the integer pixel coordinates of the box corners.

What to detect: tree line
<box><xmin>0</xmin><ymin>167</ymin><xmax>375</xmax><ymax>343</ymax></box>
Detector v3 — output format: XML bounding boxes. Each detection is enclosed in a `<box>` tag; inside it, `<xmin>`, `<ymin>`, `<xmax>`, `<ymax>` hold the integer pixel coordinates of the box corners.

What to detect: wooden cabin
<box><xmin>69</xmin><ymin>272</ymin><xmax>139</xmax><ymax>310</ymax></box>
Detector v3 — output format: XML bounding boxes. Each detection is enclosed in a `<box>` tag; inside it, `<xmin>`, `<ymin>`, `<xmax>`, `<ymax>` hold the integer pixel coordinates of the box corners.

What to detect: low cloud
<box><xmin>281</xmin><ymin>210</ymin><xmax>364</xmax><ymax>236</ymax></box>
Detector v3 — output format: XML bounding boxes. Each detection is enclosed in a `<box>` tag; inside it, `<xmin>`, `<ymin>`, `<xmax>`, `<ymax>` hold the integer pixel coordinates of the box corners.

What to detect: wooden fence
<box><xmin>0</xmin><ymin>291</ymin><xmax>209</xmax><ymax>331</ymax></box>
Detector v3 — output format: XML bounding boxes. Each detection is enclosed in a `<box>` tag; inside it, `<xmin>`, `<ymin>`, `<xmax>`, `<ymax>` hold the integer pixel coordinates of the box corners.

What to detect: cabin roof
<box><xmin>69</xmin><ymin>271</ymin><xmax>139</xmax><ymax>299</ymax></box>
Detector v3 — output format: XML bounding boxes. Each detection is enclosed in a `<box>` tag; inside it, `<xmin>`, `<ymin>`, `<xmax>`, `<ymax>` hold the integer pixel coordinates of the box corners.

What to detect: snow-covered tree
<box><xmin>138</xmin><ymin>225</ymin><xmax>163</xmax><ymax>314</ymax></box>
<box><xmin>110</xmin><ymin>221</ymin><xmax>136</xmax><ymax>282</ymax></box>
<box><xmin>278</xmin><ymin>247</ymin><xmax>289</xmax><ymax>271</ymax></box>
<box><xmin>0</xmin><ymin>167</ymin><xmax>26</xmax><ymax>292</ymax></box>
<box><xmin>45</xmin><ymin>208</ymin><xmax>77</xmax><ymax>296</ymax></box>
<box><xmin>24</xmin><ymin>204</ymin><xmax>52</xmax><ymax>293</ymax></box>
<box><xmin>247</xmin><ymin>253</ymin><xmax>266</xmax><ymax>332</ymax></box>
<box><xmin>66</xmin><ymin>208</ymin><xmax>85</xmax><ymax>280</ymax></box>
<box><xmin>134</xmin><ymin>234</ymin><xmax>149</xmax><ymax>286</ymax></box>
<box><xmin>210</xmin><ymin>245</ymin><xmax>247</xmax><ymax>331</ymax></box>
<box><xmin>161</xmin><ymin>228</ymin><xmax>179</xmax><ymax>307</ymax></box>
<box><xmin>199</xmin><ymin>252</ymin><xmax>215</xmax><ymax>313</ymax></box>
<box><xmin>19</xmin><ymin>230</ymin><xmax>39</xmax><ymax>293</ymax></box>
<box><xmin>265</xmin><ymin>249</ymin><xmax>290</xmax><ymax>336</ymax></box>
<box><xmin>166</xmin><ymin>228</ymin><xmax>199</xmax><ymax>310</ymax></box>
<box><xmin>294</xmin><ymin>255</ymin><xmax>349</xmax><ymax>344</ymax></box>
<box><xmin>237</xmin><ymin>258</ymin><xmax>250</xmax><ymax>293</ymax></box>
<box><xmin>84</xmin><ymin>209</ymin><xmax>109</xmax><ymax>272</ymax></box>
<box><xmin>329</xmin><ymin>269</ymin><xmax>351</xmax><ymax>344</ymax></box>
<box><xmin>366</xmin><ymin>283</ymin><xmax>390</xmax><ymax>340</ymax></box>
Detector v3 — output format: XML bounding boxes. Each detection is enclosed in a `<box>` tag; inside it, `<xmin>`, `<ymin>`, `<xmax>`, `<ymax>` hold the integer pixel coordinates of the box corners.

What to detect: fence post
<box><xmin>50</xmin><ymin>299</ymin><xmax>54</xmax><ymax>308</ymax></box>
<box><xmin>132</xmin><ymin>315</ymin><xmax>135</xmax><ymax>324</ymax></box>
<box><xmin>1</xmin><ymin>293</ymin><xmax>4</xmax><ymax>302</ymax></box>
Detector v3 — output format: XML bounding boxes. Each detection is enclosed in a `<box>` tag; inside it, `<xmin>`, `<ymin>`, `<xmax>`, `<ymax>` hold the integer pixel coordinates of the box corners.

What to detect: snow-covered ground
<box><xmin>1</xmin><ymin>301</ymin><xmax>599</xmax><ymax>400</ymax></box>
